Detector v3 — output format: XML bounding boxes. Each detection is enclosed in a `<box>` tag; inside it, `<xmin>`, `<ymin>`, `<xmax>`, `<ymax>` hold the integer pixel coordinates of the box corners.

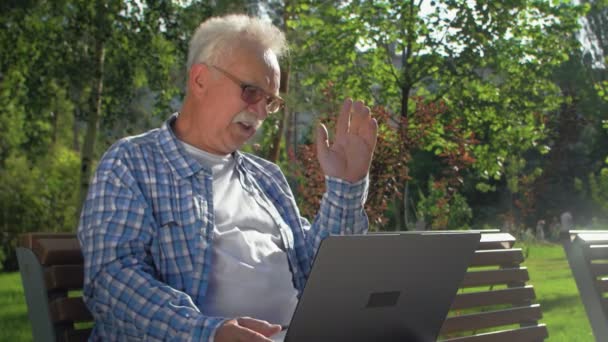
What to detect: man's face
<box><xmin>196</xmin><ymin>43</ymin><xmax>281</xmax><ymax>155</ymax></box>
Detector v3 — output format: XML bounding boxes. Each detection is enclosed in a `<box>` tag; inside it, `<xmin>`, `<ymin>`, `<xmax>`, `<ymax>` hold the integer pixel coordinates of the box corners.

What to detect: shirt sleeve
<box><xmin>78</xmin><ymin>164</ymin><xmax>226</xmax><ymax>341</ymax></box>
<box><xmin>303</xmin><ymin>175</ymin><xmax>369</xmax><ymax>261</ymax></box>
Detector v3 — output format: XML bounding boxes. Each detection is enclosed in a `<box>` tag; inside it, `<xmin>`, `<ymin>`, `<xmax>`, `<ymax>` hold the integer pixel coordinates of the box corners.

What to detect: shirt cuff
<box><xmin>190</xmin><ymin>316</ymin><xmax>229</xmax><ymax>342</ymax></box>
<box><xmin>324</xmin><ymin>175</ymin><xmax>369</xmax><ymax>208</ymax></box>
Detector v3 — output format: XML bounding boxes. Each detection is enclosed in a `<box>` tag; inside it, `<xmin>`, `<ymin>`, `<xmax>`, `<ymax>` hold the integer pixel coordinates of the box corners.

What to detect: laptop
<box><xmin>270</xmin><ymin>231</ymin><xmax>480</xmax><ymax>342</ymax></box>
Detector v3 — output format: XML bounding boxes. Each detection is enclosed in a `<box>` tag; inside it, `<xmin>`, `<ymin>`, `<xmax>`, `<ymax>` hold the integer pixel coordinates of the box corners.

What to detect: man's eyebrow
<box><xmin>245</xmin><ymin>80</ymin><xmax>277</xmax><ymax>96</ymax></box>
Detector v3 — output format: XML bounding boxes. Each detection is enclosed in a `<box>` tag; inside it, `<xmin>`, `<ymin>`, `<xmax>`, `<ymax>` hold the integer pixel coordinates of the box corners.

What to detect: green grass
<box><xmin>0</xmin><ymin>243</ymin><xmax>595</xmax><ymax>341</ymax></box>
<box><xmin>0</xmin><ymin>272</ymin><xmax>33</xmax><ymax>341</ymax></box>
<box><xmin>521</xmin><ymin>242</ymin><xmax>594</xmax><ymax>341</ymax></box>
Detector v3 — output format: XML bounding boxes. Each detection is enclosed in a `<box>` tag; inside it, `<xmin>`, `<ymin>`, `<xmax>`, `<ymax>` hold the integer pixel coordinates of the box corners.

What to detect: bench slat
<box><xmin>441</xmin><ymin>324</ymin><xmax>548</xmax><ymax>342</ymax></box>
<box><xmin>460</xmin><ymin>268</ymin><xmax>529</xmax><ymax>287</ymax></box>
<box><xmin>440</xmin><ymin>304</ymin><xmax>543</xmax><ymax>334</ymax></box>
<box><xmin>36</xmin><ymin>239</ymin><xmax>83</xmax><ymax>266</ymax></box>
<box><xmin>450</xmin><ymin>286</ymin><xmax>536</xmax><ymax>310</ymax></box>
<box><xmin>19</xmin><ymin>233</ymin><xmax>77</xmax><ymax>249</ymax></box>
<box><xmin>590</xmin><ymin>263</ymin><xmax>608</xmax><ymax>278</ymax></box>
<box><xmin>45</xmin><ymin>265</ymin><xmax>84</xmax><ymax>290</ymax></box>
<box><xmin>469</xmin><ymin>249</ymin><xmax>524</xmax><ymax>267</ymax></box>
<box><xmin>596</xmin><ymin>278</ymin><xmax>608</xmax><ymax>293</ymax></box>
<box><xmin>575</xmin><ymin>233</ymin><xmax>608</xmax><ymax>245</ymax></box>
<box><xmin>478</xmin><ymin>233</ymin><xmax>515</xmax><ymax>250</ymax></box>
<box><xmin>586</xmin><ymin>245</ymin><xmax>608</xmax><ymax>260</ymax></box>
<box><xmin>49</xmin><ymin>297</ymin><xmax>93</xmax><ymax>323</ymax></box>
<box><xmin>64</xmin><ymin>328</ymin><xmax>93</xmax><ymax>342</ymax></box>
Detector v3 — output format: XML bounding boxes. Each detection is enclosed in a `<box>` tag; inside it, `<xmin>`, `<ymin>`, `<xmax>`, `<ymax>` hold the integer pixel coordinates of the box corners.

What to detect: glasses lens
<box><xmin>241</xmin><ymin>84</ymin><xmax>282</xmax><ymax>113</ymax></box>
<box><xmin>267</xmin><ymin>99</ymin><xmax>281</xmax><ymax>113</ymax></box>
<box><xmin>241</xmin><ymin>86</ymin><xmax>264</xmax><ymax>105</ymax></box>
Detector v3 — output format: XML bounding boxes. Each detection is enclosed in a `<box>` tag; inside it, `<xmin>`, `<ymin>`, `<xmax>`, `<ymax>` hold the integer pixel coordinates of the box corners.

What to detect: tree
<box><xmin>531</xmin><ymin>0</ymin><xmax>608</xmax><ymax>226</ymax></box>
<box><xmin>288</xmin><ymin>0</ymin><xmax>584</xmax><ymax>230</ymax></box>
<box><xmin>70</xmin><ymin>0</ymin><xmax>188</xmax><ymax>207</ymax></box>
<box><xmin>0</xmin><ymin>0</ymin><xmax>188</xmax><ymax>269</ymax></box>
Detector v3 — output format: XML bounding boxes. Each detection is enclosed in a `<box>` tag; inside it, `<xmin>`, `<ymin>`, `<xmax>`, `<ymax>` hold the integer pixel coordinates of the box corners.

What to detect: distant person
<box><xmin>77</xmin><ymin>14</ymin><xmax>378</xmax><ymax>341</ymax></box>
<box><xmin>561</xmin><ymin>211</ymin><xmax>573</xmax><ymax>239</ymax></box>
<box><xmin>536</xmin><ymin>220</ymin><xmax>545</xmax><ymax>241</ymax></box>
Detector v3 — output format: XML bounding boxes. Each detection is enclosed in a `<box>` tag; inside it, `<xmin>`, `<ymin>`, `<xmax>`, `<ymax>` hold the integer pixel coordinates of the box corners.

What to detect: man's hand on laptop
<box><xmin>215</xmin><ymin>317</ymin><xmax>282</xmax><ymax>342</ymax></box>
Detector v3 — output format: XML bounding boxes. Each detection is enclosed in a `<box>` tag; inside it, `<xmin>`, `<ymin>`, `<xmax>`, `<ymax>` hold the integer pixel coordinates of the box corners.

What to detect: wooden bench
<box><xmin>438</xmin><ymin>231</ymin><xmax>548</xmax><ymax>341</ymax></box>
<box><xmin>17</xmin><ymin>231</ymin><xmax>547</xmax><ymax>341</ymax></box>
<box><xmin>562</xmin><ymin>230</ymin><xmax>608</xmax><ymax>341</ymax></box>
<box><xmin>16</xmin><ymin>233</ymin><xmax>92</xmax><ymax>342</ymax></box>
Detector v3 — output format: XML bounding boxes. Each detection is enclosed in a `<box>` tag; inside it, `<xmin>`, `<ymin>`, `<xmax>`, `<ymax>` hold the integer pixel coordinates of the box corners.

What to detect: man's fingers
<box><xmin>361</xmin><ymin>118</ymin><xmax>379</xmax><ymax>154</ymax></box>
<box><xmin>235</xmin><ymin>326</ymin><xmax>273</xmax><ymax>342</ymax></box>
<box><xmin>237</xmin><ymin>317</ymin><xmax>282</xmax><ymax>337</ymax></box>
<box><xmin>316</xmin><ymin>123</ymin><xmax>330</xmax><ymax>161</ymax></box>
<box><xmin>335</xmin><ymin>98</ymin><xmax>352</xmax><ymax>139</ymax></box>
<box><xmin>349</xmin><ymin>100</ymin><xmax>371</xmax><ymax>135</ymax></box>
<box><xmin>216</xmin><ymin>319</ymin><xmax>273</xmax><ymax>342</ymax></box>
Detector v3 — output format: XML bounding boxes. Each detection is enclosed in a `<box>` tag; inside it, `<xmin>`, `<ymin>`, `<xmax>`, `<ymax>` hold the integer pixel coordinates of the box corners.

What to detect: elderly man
<box><xmin>78</xmin><ymin>14</ymin><xmax>377</xmax><ymax>342</ymax></box>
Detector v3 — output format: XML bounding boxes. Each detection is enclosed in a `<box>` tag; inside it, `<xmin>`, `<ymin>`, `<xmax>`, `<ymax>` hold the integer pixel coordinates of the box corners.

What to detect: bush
<box><xmin>0</xmin><ymin>147</ymin><xmax>79</xmax><ymax>271</ymax></box>
<box><xmin>416</xmin><ymin>177</ymin><xmax>472</xmax><ymax>230</ymax></box>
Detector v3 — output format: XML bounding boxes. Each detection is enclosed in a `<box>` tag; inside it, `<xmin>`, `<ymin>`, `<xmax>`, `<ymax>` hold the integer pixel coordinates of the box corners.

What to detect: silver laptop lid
<box><xmin>283</xmin><ymin>232</ymin><xmax>481</xmax><ymax>342</ymax></box>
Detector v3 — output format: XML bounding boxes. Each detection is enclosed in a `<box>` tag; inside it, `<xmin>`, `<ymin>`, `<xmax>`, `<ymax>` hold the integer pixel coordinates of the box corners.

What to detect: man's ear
<box><xmin>188</xmin><ymin>63</ymin><xmax>209</xmax><ymax>96</ymax></box>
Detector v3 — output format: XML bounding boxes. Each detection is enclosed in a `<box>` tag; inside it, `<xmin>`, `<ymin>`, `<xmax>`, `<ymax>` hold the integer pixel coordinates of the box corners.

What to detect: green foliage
<box><xmin>571</xmin><ymin>166</ymin><xmax>608</xmax><ymax>225</ymax></box>
<box><xmin>288</xmin><ymin>0</ymin><xmax>586</xmax><ymax>231</ymax></box>
<box><xmin>416</xmin><ymin>177</ymin><xmax>472</xmax><ymax>230</ymax></box>
<box><xmin>0</xmin><ymin>0</ymin><xmax>192</xmax><ymax>269</ymax></box>
<box><xmin>590</xmin><ymin>168</ymin><xmax>608</xmax><ymax>209</ymax></box>
<box><xmin>0</xmin><ymin>0</ymin><xmax>605</xmax><ymax>268</ymax></box>
<box><xmin>0</xmin><ymin>147</ymin><xmax>80</xmax><ymax>270</ymax></box>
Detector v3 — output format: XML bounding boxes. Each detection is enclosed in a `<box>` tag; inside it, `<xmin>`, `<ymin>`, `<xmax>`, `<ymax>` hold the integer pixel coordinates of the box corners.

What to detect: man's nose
<box><xmin>247</xmin><ymin>100</ymin><xmax>269</xmax><ymax>120</ymax></box>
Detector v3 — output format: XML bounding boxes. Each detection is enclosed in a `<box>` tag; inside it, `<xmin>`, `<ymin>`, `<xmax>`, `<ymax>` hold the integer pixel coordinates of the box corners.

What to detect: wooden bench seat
<box><xmin>562</xmin><ymin>230</ymin><xmax>608</xmax><ymax>341</ymax></box>
<box><xmin>17</xmin><ymin>233</ymin><xmax>91</xmax><ymax>342</ymax></box>
<box><xmin>438</xmin><ymin>231</ymin><xmax>548</xmax><ymax>341</ymax></box>
<box><xmin>17</xmin><ymin>231</ymin><xmax>547</xmax><ymax>341</ymax></box>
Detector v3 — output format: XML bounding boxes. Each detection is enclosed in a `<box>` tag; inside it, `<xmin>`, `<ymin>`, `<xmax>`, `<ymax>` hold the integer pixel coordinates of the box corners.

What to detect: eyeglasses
<box><xmin>207</xmin><ymin>64</ymin><xmax>284</xmax><ymax>114</ymax></box>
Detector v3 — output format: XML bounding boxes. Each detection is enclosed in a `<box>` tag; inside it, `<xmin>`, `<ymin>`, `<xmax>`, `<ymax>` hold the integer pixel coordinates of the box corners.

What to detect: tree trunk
<box><xmin>268</xmin><ymin>63</ymin><xmax>290</xmax><ymax>162</ymax></box>
<box><xmin>395</xmin><ymin>80</ymin><xmax>412</xmax><ymax>230</ymax></box>
<box><xmin>73</xmin><ymin>107</ymin><xmax>80</xmax><ymax>152</ymax></box>
<box><xmin>79</xmin><ymin>39</ymin><xmax>105</xmax><ymax>209</ymax></box>
<box><xmin>395</xmin><ymin>4</ymin><xmax>415</xmax><ymax>230</ymax></box>
<box><xmin>51</xmin><ymin>111</ymin><xmax>58</xmax><ymax>146</ymax></box>
<box><xmin>268</xmin><ymin>5</ymin><xmax>293</xmax><ymax>163</ymax></box>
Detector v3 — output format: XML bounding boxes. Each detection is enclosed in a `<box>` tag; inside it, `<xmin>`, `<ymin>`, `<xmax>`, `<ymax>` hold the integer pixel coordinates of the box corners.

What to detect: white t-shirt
<box><xmin>180</xmin><ymin>142</ymin><xmax>298</xmax><ymax>325</ymax></box>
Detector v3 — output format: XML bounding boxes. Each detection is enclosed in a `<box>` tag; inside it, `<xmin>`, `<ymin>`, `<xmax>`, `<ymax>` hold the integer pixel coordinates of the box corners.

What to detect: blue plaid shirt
<box><xmin>78</xmin><ymin>114</ymin><xmax>369</xmax><ymax>341</ymax></box>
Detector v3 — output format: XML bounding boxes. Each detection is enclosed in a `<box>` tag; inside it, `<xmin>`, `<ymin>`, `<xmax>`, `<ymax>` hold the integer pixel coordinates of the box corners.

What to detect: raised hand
<box><xmin>316</xmin><ymin>98</ymin><xmax>378</xmax><ymax>183</ymax></box>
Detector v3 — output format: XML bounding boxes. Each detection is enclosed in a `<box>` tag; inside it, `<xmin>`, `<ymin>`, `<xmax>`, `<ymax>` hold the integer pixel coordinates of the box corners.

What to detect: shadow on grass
<box><xmin>0</xmin><ymin>310</ymin><xmax>32</xmax><ymax>340</ymax></box>
<box><xmin>0</xmin><ymin>310</ymin><xmax>28</xmax><ymax>324</ymax></box>
<box><xmin>536</xmin><ymin>273</ymin><xmax>576</xmax><ymax>281</ymax></box>
<box><xmin>0</xmin><ymin>286</ymin><xmax>24</xmax><ymax>299</ymax></box>
<box><xmin>0</xmin><ymin>285</ymin><xmax>27</xmax><ymax>308</ymax></box>
<box><xmin>538</xmin><ymin>294</ymin><xmax>583</xmax><ymax>312</ymax></box>
<box><xmin>528</xmin><ymin>258</ymin><xmax>570</xmax><ymax>265</ymax></box>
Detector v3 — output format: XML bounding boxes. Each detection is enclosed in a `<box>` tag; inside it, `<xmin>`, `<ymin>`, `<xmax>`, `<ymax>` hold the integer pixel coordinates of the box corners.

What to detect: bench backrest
<box><xmin>17</xmin><ymin>231</ymin><xmax>547</xmax><ymax>341</ymax></box>
<box><xmin>438</xmin><ymin>231</ymin><xmax>548</xmax><ymax>341</ymax></box>
<box><xmin>563</xmin><ymin>230</ymin><xmax>608</xmax><ymax>341</ymax></box>
<box><xmin>17</xmin><ymin>233</ymin><xmax>91</xmax><ymax>342</ymax></box>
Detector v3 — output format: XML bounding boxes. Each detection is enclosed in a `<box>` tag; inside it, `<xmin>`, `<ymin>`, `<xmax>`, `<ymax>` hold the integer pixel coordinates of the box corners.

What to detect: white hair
<box><xmin>187</xmin><ymin>14</ymin><xmax>288</xmax><ymax>70</ymax></box>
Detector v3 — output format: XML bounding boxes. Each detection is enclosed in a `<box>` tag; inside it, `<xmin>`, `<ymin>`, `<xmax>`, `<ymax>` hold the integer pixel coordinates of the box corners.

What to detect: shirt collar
<box><xmin>157</xmin><ymin>113</ymin><xmax>203</xmax><ymax>179</ymax></box>
<box><xmin>157</xmin><ymin>113</ymin><xmax>247</xmax><ymax>179</ymax></box>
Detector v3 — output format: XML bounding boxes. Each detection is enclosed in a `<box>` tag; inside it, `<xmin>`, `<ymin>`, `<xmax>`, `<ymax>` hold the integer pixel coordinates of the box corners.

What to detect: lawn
<box><xmin>0</xmin><ymin>242</ymin><xmax>594</xmax><ymax>341</ymax></box>
<box><xmin>0</xmin><ymin>271</ymin><xmax>32</xmax><ymax>341</ymax></box>
<box><xmin>521</xmin><ymin>242</ymin><xmax>594</xmax><ymax>341</ymax></box>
